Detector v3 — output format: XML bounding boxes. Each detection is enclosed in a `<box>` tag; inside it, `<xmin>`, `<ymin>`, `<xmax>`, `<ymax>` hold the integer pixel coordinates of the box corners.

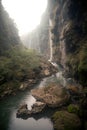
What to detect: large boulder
<box><xmin>52</xmin><ymin>111</ymin><xmax>81</xmax><ymax>130</ymax></box>
<box><xmin>31</xmin><ymin>83</ymin><xmax>70</xmax><ymax>108</ymax></box>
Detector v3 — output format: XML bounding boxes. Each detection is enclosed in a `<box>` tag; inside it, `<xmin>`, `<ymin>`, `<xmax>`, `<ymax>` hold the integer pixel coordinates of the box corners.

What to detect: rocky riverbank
<box><xmin>16</xmin><ymin>102</ymin><xmax>46</xmax><ymax>119</ymax></box>
<box><xmin>0</xmin><ymin>60</ymin><xmax>57</xmax><ymax>99</ymax></box>
<box><xmin>16</xmin><ymin>76</ymin><xmax>87</xmax><ymax>130</ymax></box>
<box><xmin>16</xmin><ymin>83</ymin><xmax>70</xmax><ymax>118</ymax></box>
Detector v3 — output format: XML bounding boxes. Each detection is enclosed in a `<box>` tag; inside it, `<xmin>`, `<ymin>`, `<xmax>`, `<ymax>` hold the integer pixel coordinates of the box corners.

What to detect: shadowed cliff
<box><xmin>48</xmin><ymin>0</ymin><xmax>87</xmax><ymax>86</ymax></box>
<box><xmin>0</xmin><ymin>0</ymin><xmax>21</xmax><ymax>55</ymax></box>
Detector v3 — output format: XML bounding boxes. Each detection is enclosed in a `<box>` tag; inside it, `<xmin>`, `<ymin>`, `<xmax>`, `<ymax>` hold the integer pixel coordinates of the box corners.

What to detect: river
<box><xmin>0</xmin><ymin>76</ymin><xmax>56</xmax><ymax>130</ymax></box>
<box><xmin>0</xmin><ymin>66</ymin><xmax>76</xmax><ymax>130</ymax></box>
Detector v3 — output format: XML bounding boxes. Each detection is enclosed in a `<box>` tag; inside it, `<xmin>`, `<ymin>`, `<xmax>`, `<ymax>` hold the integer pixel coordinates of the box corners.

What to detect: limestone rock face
<box><xmin>16</xmin><ymin>104</ymin><xmax>30</xmax><ymax>118</ymax></box>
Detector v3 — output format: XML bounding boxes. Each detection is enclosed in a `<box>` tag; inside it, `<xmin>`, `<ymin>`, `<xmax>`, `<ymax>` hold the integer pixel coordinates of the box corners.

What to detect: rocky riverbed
<box><xmin>0</xmin><ymin>60</ymin><xmax>57</xmax><ymax>99</ymax></box>
<box><xmin>16</xmin><ymin>83</ymin><xmax>70</xmax><ymax>118</ymax></box>
<box><xmin>16</xmin><ymin>71</ymin><xmax>87</xmax><ymax>130</ymax></box>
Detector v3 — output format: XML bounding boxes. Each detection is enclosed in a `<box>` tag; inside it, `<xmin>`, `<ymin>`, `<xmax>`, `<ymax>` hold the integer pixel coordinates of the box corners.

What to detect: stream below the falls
<box><xmin>0</xmin><ymin>65</ymin><xmax>76</xmax><ymax>130</ymax></box>
<box><xmin>0</xmin><ymin>74</ymin><xmax>58</xmax><ymax>130</ymax></box>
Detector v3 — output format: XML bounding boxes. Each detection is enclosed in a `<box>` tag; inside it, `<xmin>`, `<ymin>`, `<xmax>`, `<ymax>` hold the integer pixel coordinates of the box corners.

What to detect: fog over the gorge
<box><xmin>2</xmin><ymin>0</ymin><xmax>47</xmax><ymax>35</ymax></box>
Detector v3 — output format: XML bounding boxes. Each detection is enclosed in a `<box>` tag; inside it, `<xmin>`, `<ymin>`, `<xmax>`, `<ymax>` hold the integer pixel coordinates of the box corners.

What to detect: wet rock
<box><xmin>52</xmin><ymin>111</ymin><xmax>81</xmax><ymax>130</ymax></box>
<box><xmin>44</xmin><ymin>69</ymin><xmax>50</xmax><ymax>76</ymax></box>
<box><xmin>16</xmin><ymin>102</ymin><xmax>46</xmax><ymax>119</ymax></box>
<box><xmin>3</xmin><ymin>90</ymin><xmax>12</xmax><ymax>95</ymax></box>
<box><xmin>31</xmin><ymin>84</ymin><xmax>70</xmax><ymax>108</ymax></box>
<box><xmin>16</xmin><ymin>104</ymin><xmax>30</xmax><ymax>117</ymax></box>
<box><xmin>19</xmin><ymin>83</ymin><xmax>28</xmax><ymax>91</ymax></box>
<box><xmin>0</xmin><ymin>89</ymin><xmax>13</xmax><ymax>98</ymax></box>
<box><xmin>39</xmin><ymin>60</ymin><xmax>58</xmax><ymax>77</ymax></box>
<box><xmin>19</xmin><ymin>79</ymin><xmax>38</xmax><ymax>91</ymax></box>
<box><xmin>28</xmin><ymin>79</ymin><xmax>37</xmax><ymax>84</ymax></box>
<box><xmin>66</xmin><ymin>84</ymin><xmax>84</xmax><ymax>103</ymax></box>
<box><xmin>31</xmin><ymin>101</ymin><xmax>46</xmax><ymax>114</ymax></box>
<box><xmin>18</xmin><ymin>104</ymin><xmax>28</xmax><ymax>110</ymax></box>
<box><xmin>66</xmin><ymin>84</ymin><xmax>83</xmax><ymax>95</ymax></box>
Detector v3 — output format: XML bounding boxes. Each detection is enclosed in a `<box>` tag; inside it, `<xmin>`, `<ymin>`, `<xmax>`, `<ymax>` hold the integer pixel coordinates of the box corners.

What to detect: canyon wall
<box><xmin>0</xmin><ymin>0</ymin><xmax>21</xmax><ymax>55</ymax></box>
<box><xmin>48</xmin><ymin>0</ymin><xmax>87</xmax><ymax>86</ymax></box>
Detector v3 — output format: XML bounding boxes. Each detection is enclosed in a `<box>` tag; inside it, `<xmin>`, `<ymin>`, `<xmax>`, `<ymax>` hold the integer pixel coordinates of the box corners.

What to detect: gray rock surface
<box><xmin>16</xmin><ymin>102</ymin><xmax>46</xmax><ymax>118</ymax></box>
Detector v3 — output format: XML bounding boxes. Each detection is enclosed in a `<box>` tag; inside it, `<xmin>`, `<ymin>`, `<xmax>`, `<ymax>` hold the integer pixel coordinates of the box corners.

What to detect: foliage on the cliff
<box><xmin>0</xmin><ymin>47</ymin><xmax>40</xmax><ymax>93</ymax></box>
<box><xmin>0</xmin><ymin>2</ymin><xmax>41</xmax><ymax>95</ymax></box>
<box><xmin>66</xmin><ymin>41</ymin><xmax>87</xmax><ymax>86</ymax></box>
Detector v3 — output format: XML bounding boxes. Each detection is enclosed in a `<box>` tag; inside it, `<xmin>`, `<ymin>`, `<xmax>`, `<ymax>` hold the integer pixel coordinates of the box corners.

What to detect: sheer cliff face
<box><xmin>48</xmin><ymin>0</ymin><xmax>87</xmax><ymax>85</ymax></box>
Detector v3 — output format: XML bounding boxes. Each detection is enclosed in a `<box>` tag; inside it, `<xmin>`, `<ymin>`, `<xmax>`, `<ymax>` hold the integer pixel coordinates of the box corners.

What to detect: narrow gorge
<box><xmin>21</xmin><ymin>0</ymin><xmax>87</xmax><ymax>86</ymax></box>
<box><xmin>0</xmin><ymin>0</ymin><xmax>87</xmax><ymax>130</ymax></box>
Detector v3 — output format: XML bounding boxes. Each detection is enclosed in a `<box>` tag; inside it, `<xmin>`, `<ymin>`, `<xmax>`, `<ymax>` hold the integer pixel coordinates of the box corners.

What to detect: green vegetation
<box><xmin>52</xmin><ymin>111</ymin><xmax>81</xmax><ymax>130</ymax></box>
<box><xmin>0</xmin><ymin>47</ymin><xmax>40</xmax><ymax>94</ymax></box>
<box><xmin>67</xmin><ymin>104</ymin><xmax>79</xmax><ymax>115</ymax></box>
<box><xmin>0</xmin><ymin>2</ymin><xmax>41</xmax><ymax>96</ymax></box>
<box><xmin>66</xmin><ymin>42</ymin><xmax>87</xmax><ymax>86</ymax></box>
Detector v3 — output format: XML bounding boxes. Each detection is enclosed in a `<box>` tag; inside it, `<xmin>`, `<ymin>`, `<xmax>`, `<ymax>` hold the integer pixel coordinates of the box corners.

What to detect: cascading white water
<box><xmin>49</xmin><ymin>19</ymin><xmax>53</xmax><ymax>61</ymax></box>
<box><xmin>48</xmin><ymin>19</ymin><xmax>66</xmax><ymax>87</ymax></box>
<box><xmin>56</xmin><ymin>71</ymin><xmax>66</xmax><ymax>87</ymax></box>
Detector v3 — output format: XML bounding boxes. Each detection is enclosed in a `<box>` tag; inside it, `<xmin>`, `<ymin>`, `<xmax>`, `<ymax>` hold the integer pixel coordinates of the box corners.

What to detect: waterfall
<box><xmin>48</xmin><ymin>19</ymin><xmax>66</xmax><ymax>87</ymax></box>
<box><xmin>49</xmin><ymin>19</ymin><xmax>53</xmax><ymax>61</ymax></box>
<box><xmin>56</xmin><ymin>72</ymin><xmax>67</xmax><ymax>87</ymax></box>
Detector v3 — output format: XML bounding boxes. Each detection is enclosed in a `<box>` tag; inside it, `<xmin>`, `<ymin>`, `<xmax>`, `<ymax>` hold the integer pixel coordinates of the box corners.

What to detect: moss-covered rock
<box><xmin>67</xmin><ymin>104</ymin><xmax>80</xmax><ymax>115</ymax></box>
<box><xmin>52</xmin><ymin>111</ymin><xmax>81</xmax><ymax>130</ymax></box>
